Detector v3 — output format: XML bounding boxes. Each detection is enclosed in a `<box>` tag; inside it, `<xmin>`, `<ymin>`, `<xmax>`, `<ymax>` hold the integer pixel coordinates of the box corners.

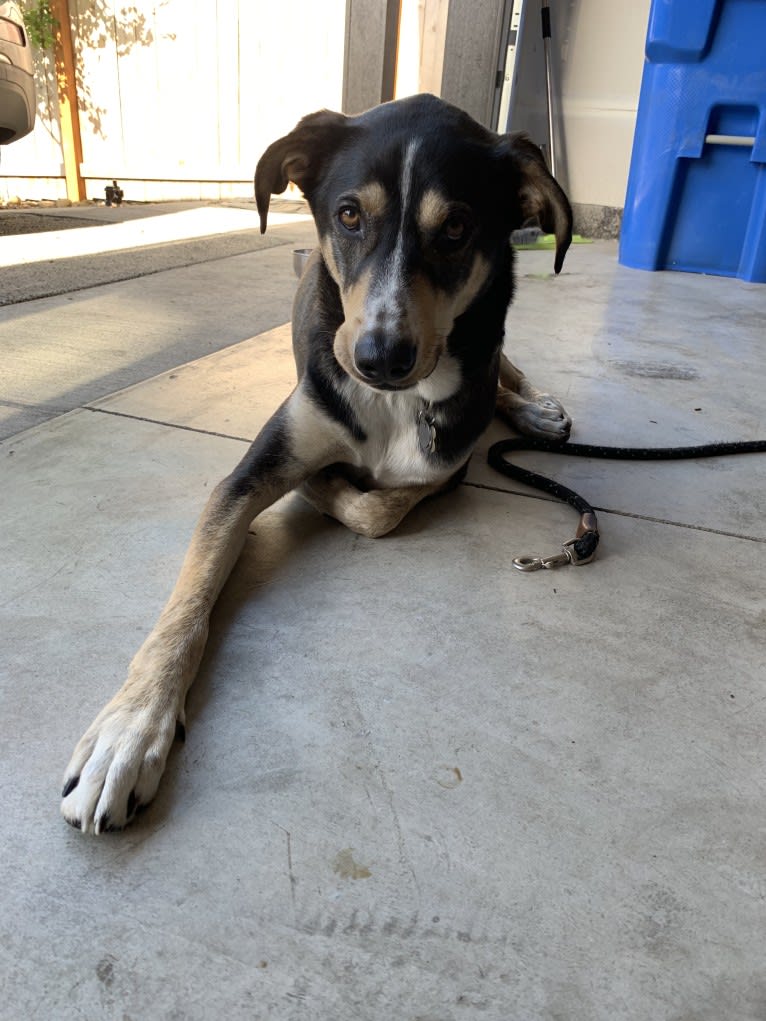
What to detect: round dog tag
<box><xmin>417</xmin><ymin>410</ymin><xmax>437</xmax><ymax>454</ymax></box>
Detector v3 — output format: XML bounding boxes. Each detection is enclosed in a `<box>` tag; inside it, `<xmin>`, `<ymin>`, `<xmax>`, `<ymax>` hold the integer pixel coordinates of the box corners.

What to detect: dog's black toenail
<box><xmin>175</xmin><ymin>720</ymin><xmax>186</xmax><ymax>743</ymax></box>
<box><xmin>127</xmin><ymin>791</ymin><xmax>138</xmax><ymax>817</ymax></box>
<box><xmin>66</xmin><ymin>816</ymin><xmax>82</xmax><ymax>830</ymax></box>
<box><xmin>62</xmin><ymin>776</ymin><xmax>80</xmax><ymax>798</ymax></box>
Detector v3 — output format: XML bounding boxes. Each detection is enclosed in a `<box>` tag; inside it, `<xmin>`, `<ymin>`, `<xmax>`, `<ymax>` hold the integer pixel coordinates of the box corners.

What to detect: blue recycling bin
<box><xmin>619</xmin><ymin>0</ymin><xmax>766</xmax><ymax>283</ymax></box>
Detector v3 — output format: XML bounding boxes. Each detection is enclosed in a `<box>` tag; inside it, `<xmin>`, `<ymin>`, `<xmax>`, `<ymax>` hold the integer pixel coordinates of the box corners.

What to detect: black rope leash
<box><xmin>487</xmin><ymin>436</ymin><xmax>766</xmax><ymax>571</ymax></box>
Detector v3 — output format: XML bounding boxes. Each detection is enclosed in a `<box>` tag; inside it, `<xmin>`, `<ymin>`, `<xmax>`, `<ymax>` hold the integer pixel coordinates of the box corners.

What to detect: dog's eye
<box><xmin>338</xmin><ymin>206</ymin><xmax>362</xmax><ymax>232</ymax></box>
<box><xmin>444</xmin><ymin>217</ymin><xmax>465</xmax><ymax>242</ymax></box>
<box><xmin>436</xmin><ymin>214</ymin><xmax>471</xmax><ymax>250</ymax></box>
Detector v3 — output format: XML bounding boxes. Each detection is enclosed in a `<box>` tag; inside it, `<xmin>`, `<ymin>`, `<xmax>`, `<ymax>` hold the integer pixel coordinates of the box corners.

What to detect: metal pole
<box><xmin>541</xmin><ymin>0</ymin><xmax>556</xmax><ymax>178</ymax></box>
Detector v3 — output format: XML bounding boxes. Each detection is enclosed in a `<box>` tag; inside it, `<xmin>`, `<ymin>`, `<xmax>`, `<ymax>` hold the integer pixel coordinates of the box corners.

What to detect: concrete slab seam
<box><xmin>83</xmin><ymin>407</ymin><xmax>766</xmax><ymax>546</ymax></box>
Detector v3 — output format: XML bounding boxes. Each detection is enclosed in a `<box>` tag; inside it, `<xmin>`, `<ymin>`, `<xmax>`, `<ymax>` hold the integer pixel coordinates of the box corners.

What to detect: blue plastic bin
<box><xmin>619</xmin><ymin>0</ymin><xmax>766</xmax><ymax>283</ymax></box>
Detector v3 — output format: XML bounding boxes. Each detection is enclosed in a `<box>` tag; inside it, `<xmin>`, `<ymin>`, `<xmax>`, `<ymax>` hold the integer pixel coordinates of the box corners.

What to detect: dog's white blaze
<box><xmin>366</xmin><ymin>139</ymin><xmax>421</xmax><ymax>325</ymax></box>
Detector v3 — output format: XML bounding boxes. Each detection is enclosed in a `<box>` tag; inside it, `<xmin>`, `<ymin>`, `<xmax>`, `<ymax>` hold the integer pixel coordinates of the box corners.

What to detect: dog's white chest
<box><xmin>343</xmin><ymin>356</ymin><xmax>464</xmax><ymax>487</ymax></box>
<box><xmin>356</xmin><ymin>399</ymin><xmax>438</xmax><ymax>487</ymax></box>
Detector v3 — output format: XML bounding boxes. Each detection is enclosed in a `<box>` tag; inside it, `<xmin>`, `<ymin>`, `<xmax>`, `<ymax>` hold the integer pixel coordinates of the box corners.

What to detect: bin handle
<box><xmin>705</xmin><ymin>134</ymin><xmax>755</xmax><ymax>147</ymax></box>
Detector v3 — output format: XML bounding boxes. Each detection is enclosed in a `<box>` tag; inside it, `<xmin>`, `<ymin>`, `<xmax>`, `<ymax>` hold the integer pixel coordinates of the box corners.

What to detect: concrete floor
<box><xmin>1</xmin><ymin>211</ymin><xmax>765</xmax><ymax>1020</ymax></box>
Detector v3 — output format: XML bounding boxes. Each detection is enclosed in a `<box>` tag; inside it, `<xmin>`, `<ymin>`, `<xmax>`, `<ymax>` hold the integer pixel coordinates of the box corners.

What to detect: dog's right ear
<box><xmin>500</xmin><ymin>133</ymin><xmax>573</xmax><ymax>274</ymax></box>
<box><xmin>255</xmin><ymin>110</ymin><xmax>349</xmax><ymax>234</ymax></box>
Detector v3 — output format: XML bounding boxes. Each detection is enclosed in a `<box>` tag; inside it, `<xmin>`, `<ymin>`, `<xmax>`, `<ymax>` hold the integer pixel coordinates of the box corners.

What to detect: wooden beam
<box><xmin>343</xmin><ymin>0</ymin><xmax>402</xmax><ymax>114</ymax></box>
<box><xmin>380</xmin><ymin>0</ymin><xmax>401</xmax><ymax>103</ymax></box>
<box><xmin>439</xmin><ymin>0</ymin><xmax>506</xmax><ymax>127</ymax></box>
<box><xmin>51</xmin><ymin>0</ymin><xmax>85</xmax><ymax>202</ymax></box>
<box><xmin>418</xmin><ymin>0</ymin><xmax>449</xmax><ymax>95</ymax></box>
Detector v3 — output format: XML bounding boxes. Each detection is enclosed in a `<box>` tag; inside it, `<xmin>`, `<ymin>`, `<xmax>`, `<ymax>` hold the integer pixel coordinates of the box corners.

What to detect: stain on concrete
<box><xmin>636</xmin><ymin>882</ymin><xmax>686</xmax><ymax>958</ymax></box>
<box><xmin>435</xmin><ymin>765</ymin><xmax>463</xmax><ymax>789</ymax></box>
<box><xmin>612</xmin><ymin>360</ymin><xmax>700</xmax><ymax>381</ymax></box>
<box><xmin>96</xmin><ymin>955</ymin><xmax>116</xmax><ymax>987</ymax></box>
<box><xmin>332</xmin><ymin>848</ymin><xmax>371</xmax><ymax>880</ymax></box>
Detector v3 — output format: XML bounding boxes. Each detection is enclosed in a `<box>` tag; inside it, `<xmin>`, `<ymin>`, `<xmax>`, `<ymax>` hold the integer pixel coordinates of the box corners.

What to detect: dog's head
<box><xmin>255</xmin><ymin>94</ymin><xmax>572</xmax><ymax>391</ymax></box>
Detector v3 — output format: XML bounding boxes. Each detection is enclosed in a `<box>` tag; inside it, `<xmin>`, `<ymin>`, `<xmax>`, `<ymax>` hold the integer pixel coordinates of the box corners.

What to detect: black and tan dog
<box><xmin>61</xmin><ymin>94</ymin><xmax>573</xmax><ymax>833</ymax></box>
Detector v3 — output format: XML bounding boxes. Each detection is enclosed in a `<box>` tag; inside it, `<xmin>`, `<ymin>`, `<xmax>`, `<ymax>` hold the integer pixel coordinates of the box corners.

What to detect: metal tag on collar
<box><xmin>417</xmin><ymin>409</ymin><xmax>437</xmax><ymax>454</ymax></box>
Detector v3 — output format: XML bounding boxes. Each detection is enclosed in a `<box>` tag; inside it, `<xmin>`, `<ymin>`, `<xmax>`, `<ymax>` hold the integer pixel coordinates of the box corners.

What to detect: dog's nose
<box><xmin>354</xmin><ymin>331</ymin><xmax>417</xmax><ymax>385</ymax></box>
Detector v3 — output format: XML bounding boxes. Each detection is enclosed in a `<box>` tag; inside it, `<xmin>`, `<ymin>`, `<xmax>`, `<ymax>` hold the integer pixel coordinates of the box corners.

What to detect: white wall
<box><xmin>552</xmin><ymin>0</ymin><xmax>651</xmax><ymax>208</ymax></box>
<box><xmin>394</xmin><ymin>0</ymin><xmax>449</xmax><ymax>100</ymax></box>
<box><xmin>508</xmin><ymin>0</ymin><xmax>650</xmax><ymax>209</ymax></box>
<box><xmin>397</xmin><ymin>0</ymin><xmax>651</xmax><ymax>213</ymax></box>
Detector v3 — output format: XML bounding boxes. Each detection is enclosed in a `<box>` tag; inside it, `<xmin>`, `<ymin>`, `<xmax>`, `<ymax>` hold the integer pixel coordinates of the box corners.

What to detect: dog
<box><xmin>61</xmin><ymin>93</ymin><xmax>573</xmax><ymax>834</ymax></box>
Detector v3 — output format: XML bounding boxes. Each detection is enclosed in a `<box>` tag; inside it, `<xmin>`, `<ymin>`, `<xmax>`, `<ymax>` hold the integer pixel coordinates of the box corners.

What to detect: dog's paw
<box><xmin>61</xmin><ymin>695</ymin><xmax>184</xmax><ymax>835</ymax></box>
<box><xmin>497</xmin><ymin>391</ymin><xmax>572</xmax><ymax>441</ymax></box>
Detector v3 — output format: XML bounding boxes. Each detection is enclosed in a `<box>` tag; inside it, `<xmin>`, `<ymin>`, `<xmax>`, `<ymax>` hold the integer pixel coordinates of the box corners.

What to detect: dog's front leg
<box><xmin>299</xmin><ymin>472</ymin><xmax>452</xmax><ymax>538</ymax></box>
<box><xmin>496</xmin><ymin>352</ymin><xmax>572</xmax><ymax>440</ymax></box>
<box><xmin>61</xmin><ymin>397</ymin><xmax>342</xmax><ymax>834</ymax></box>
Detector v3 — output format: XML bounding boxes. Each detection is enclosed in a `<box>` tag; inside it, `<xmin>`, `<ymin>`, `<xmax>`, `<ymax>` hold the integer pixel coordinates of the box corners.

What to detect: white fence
<box><xmin>1</xmin><ymin>0</ymin><xmax>347</xmax><ymax>202</ymax></box>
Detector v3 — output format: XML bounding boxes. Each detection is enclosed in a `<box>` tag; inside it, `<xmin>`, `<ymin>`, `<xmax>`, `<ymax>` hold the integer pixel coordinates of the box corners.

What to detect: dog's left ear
<box><xmin>255</xmin><ymin>110</ymin><xmax>350</xmax><ymax>234</ymax></box>
<box><xmin>500</xmin><ymin>133</ymin><xmax>573</xmax><ymax>274</ymax></box>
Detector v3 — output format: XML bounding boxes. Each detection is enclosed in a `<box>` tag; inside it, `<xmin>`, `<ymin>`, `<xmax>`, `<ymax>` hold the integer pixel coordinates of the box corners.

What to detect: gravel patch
<box><xmin>0</xmin><ymin>212</ymin><xmax>104</xmax><ymax>236</ymax></box>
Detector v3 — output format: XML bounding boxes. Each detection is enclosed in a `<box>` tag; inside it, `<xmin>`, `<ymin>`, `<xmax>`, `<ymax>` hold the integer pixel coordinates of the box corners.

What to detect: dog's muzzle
<box><xmin>354</xmin><ymin>330</ymin><xmax>417</xmax><ymax>388</ymax></box>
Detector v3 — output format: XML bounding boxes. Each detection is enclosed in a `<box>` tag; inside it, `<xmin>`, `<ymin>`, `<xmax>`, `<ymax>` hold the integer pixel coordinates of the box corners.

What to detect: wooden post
<box><xmin>343</xmin><ymin>0</ymin><xmax>402</xmax><ymax>114</ymax></box>
<box><xmin>418</xmin><ymin>0</ymin><xmax>449</xmax><ymax>95</ymax></box>
<box><xmin>51</xmin><ymin>0</ymin><xmax>86</xmax><ymax>202</ymax></box>
<box><xmin>439</xmin><ymin>0</ymin><xmax>506</xmax><ymax>127</ymax></box>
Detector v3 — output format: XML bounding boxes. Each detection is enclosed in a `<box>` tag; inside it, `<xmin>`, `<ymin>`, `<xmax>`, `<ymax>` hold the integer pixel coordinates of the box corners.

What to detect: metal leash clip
<box><xmin>513</xmin><ymin>538</ymin><xmax>596</xmax><ymax>572</ymax></box>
